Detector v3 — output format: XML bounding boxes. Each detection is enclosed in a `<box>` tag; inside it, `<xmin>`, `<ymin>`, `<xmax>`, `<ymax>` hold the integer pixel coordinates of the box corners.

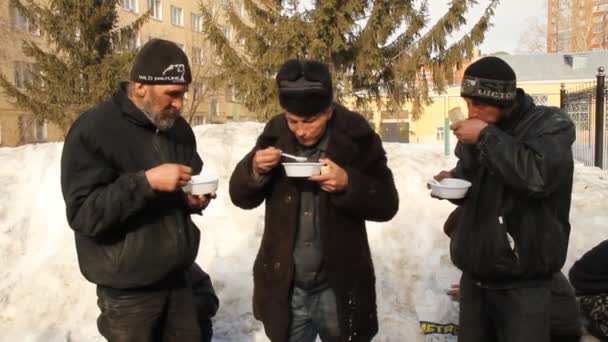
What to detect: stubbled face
<box><xmin>141</xmin><ymin>84</ymin><xmax>189</xmax><ymax>131</ymax></box>
<box><xmin>285</xmin><ymin>109</ymin><xmax>332</xmax><ymax>146</ymax></box>
<box><xmin>464</xmin><ymin>97</ymin><xmax>503</xmax><ymax>124</ymax></box>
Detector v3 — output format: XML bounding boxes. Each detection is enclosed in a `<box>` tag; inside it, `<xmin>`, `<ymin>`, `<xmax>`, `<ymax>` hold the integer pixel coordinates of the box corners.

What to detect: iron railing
<box><xmin>561</xmin><ymin>67</ymin><xmax>606</xmax><ymax>169</ymax></box>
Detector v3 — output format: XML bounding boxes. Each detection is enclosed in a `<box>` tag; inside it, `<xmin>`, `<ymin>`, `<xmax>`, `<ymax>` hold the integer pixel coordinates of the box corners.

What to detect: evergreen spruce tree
<box><xmin>201</xmin><ymin>0</ymin><xmax>499</xmax><ymax>120</ymax></box>
<box><xmin>0</xmin><ymin>0</ymin><xmax>148</xmax><ymax>134</ymax></box>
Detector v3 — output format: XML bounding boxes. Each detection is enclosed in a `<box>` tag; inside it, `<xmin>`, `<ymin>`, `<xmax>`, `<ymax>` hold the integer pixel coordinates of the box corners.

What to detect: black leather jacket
<box><xmin>449</xmin><ymin>90</ymin><xmax>575</xmax><ymax>284</ymax></box>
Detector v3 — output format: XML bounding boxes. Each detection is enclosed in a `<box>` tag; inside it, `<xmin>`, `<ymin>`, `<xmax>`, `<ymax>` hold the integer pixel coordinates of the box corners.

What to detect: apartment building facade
<box><xmin>548</xmin><ymin>0</ymin><xmax>608</xmax><ymax>52</ymax></box>
<box><xmin>0</xmin><ymin>0</ymin><xmax>253</xmax><ymax>147</ymax></box>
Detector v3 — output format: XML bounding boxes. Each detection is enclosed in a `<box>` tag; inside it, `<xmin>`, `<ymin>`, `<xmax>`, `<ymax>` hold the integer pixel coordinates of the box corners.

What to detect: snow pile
<box><xmin>0</xmin><ymin>122</ymin><xmax>606</xmax><ymax>341</ymax></box>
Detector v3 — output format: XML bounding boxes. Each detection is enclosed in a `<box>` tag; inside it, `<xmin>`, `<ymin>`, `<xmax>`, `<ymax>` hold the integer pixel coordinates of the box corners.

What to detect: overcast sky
<box><xmin>427</xmin><ymin>0</ymin><xmax>547</xmax><ymax>54</ymax></box>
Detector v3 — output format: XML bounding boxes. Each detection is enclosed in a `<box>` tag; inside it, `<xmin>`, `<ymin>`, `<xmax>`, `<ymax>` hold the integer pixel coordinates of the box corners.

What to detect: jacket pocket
<box><xmin>533</xmin><ymin>206</ymin><xmax>568</xmax><ymax>275</ymax></box>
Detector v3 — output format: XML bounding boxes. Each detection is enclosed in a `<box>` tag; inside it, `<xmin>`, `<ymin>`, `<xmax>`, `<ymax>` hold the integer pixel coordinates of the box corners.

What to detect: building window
<box><xmin>147</xmin><ymin>0</ymin><xmax>162</xmax><ymax>20</ymax></box>
<box><xmin>192</xmin><ymin>47</ymin><xmax>204</xmax><ymax>64</ymax></box>
<box><xmin>34</xmin><ymin>118</ymin><xmax>47</xmax><ymax>142</ymax></box>
<box><xmin>127</xmin><ymin>35</ymin><xmax>141</xmax><ymax>51</ymax></box>
<box><xmin>14</xmin><ymin>62</ymin><xmax>32</xmax><ymax>88</ymax></box>
<box><xmin>191</xmin><ymin>115</ymin><xmax>205</xmax><ymax>126</ymax></box>
<box><xmin>224</xmin><ymin>26</ymin><xmax>232</xmax><ymax>41</ymax></box>
<box><xmin>210</xmin><ymin>99</ymin><xmax>219</xmax><ymax>116</ymax></box>
<box><xmin>191</xmin><ymin>14</ymin><xmax>202</xmax><ymax>32</ymax></box>
<box><xmin>594</xmin><ymin>4</ymin><xmax>608</xmax><ymax>12</ymax></box>
<box><xmin>11</xmin><ymin>5</ymin><xmax>39</xmax><ymax>34</ymax></box>
<box><xmin>225</xmin><ymin>87</ymin><xmax>237</xmax><ymax>102</ymax></box>
<box><xmin>436</xmin><ymin>126</ymin><xmax>445</xmax><ymax>141</ymax></box>
<box><xmin>17</xmin><ymin>115</ymin><xmax>47</xmax><ymax>143</ymax></box>
<box><xmin>235</xmin><ymin>0</ymin><xmax>244</xmax><ymax>15</ymax></box>
<box><xmin>171</xmin><ymin>6</ymin><xmax>184</xmax><ymax>26</ymax></box>
<box><xmin>121</xmin><ymin>0</ymin><xmax>138</xmax><ymax>13</ymax></box>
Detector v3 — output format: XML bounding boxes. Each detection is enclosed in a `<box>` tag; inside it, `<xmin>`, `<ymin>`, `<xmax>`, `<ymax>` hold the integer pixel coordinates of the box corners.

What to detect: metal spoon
<box><xmin>282</xmin><ymin>152</ymin><xmax>308</xmax><ymax>162</ymax></box>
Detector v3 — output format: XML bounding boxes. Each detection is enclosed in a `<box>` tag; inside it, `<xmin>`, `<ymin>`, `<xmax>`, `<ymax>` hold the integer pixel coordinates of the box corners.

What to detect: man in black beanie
<box><xmin>61</xmin><ymin>38</ymin><xmax>215</xmax><ymax>341</ymax></box>
<box><xmin>433</xmin><ymin>56</ymin><xmax>575</xmax><ymax>342</ymax></box>
<box><xmin>229</xmin><ymin>59</ymin><xmax>399</xmax><ymax>342</ymax></box>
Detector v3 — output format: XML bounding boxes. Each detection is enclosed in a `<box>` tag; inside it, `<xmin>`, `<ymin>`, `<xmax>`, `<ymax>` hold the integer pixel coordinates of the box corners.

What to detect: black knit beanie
<box><xmin>276</xmin><ymin>59</ymin><xmax>333</xmax><ymax>117</ymax></box>
<box><xmin>461</xmin><ymin>56</ymin><xmax>517</xmax><ymax>108</ymax></box>
<box><xmin>130</xmin><ymin>39</ymin><xmax>192</xmax><ymax>85</ymax></box>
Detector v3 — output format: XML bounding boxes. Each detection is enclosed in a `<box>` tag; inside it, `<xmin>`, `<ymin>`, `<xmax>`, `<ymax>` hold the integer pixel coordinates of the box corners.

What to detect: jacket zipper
<box><xmin>152</xmin><ymin>128</ymin><xmax>183</xmax><ymax>254</ymax></box>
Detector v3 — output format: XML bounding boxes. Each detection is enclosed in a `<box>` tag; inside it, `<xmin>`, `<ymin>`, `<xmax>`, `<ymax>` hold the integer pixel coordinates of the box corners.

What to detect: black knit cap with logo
<box><xmin>461</xmin><ymin>56</ymin><xmax>517</xmax><ymax>108</ymax></box>
<box><xmin>276</xmin><ymin>59</ymin><xmax>333</xmax><ymax>117</ymax></box>
<box><xmin>130</xmin><ymin>39</ymin><xmax>192</xmax><ymax>85</ymax></box>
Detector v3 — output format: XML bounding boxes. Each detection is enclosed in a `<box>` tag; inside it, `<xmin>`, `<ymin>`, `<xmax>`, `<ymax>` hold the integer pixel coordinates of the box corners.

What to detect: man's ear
<box><xmin>326</xmin><ymin>105</ymin><xmax>334</xmax><ymax>120</ymax></box>
<box><xmin>134</xmin><ymin>82</ymin><xmax>147</xmax><ymax>97</ymax></box>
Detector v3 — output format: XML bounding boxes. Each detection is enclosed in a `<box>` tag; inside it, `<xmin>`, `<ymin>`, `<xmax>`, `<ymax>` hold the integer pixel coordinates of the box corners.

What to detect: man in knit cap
<box><xmin>229</xmin><ymin>59</ymin><xmax>399</xmax><ymax>342</ymax></box>
<box><xmin>61</xmin><ymin>39</ymin><xmax>215</xmax><ymax>341</ymax></box>
<box><xmin>434</xmin><ymin>56</ymin><xmax>575</xmax><ymax>341</ymax></box>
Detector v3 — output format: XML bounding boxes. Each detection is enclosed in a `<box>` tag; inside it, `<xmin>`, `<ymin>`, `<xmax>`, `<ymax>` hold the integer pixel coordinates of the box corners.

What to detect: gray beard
<box><xmin>142</xmin><ymin>107</ymin><xmax>178</xmax><ymax>132</ymax></box>
<box><xmin>150</xmin><ymin>113</ymin><xmax>176</xmax><ymax>131</ymax></box>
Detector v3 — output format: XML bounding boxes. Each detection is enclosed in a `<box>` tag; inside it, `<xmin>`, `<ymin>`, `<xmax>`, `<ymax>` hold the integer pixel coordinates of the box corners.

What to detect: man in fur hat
<box><xmin>229</xmin><ymin>59</ymin><xmax>399</xmax><ymax>342</ymax></box>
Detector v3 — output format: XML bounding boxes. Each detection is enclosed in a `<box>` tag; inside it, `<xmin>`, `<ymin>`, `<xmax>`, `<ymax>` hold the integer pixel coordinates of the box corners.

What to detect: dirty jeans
<box><xmin>96</xmin><ymin>283</ymin><xmax>201</xmax><ymax>342</ymax></box>
<box><xmin>288</xmin><ymin>286</ymin><xmax>341</xmax><ymax>342</ymax></box>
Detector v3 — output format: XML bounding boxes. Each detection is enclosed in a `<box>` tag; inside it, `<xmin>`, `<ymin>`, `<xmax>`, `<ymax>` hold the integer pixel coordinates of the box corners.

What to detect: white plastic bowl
<box><xmin>429</xmin><ymin>178</ymin><xmax>472</xmax><ymax>199</ymax></box>
<box><xmin>182</xmin><ymin>174</ymin><xmax>219</xmax><ymax>195</ymax></box>
<box><xmin>282</xmin><ymin>162</ymin><xmax>323</xmax><ymax>177</ymax></box>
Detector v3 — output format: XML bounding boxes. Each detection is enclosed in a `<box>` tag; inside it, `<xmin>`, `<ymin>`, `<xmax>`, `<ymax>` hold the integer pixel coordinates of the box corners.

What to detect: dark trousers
<box><xmin>287</xmin><ymin>286</ymin><xmax>341</xmax><ymax>342</ymax></box>
<box><xmin>459</xmin><ymin>273</ymin><xmax>551</xmax><ymax>342</ymax></box>
<box><xmin>198</xmin><ymin>319</ymin><xmax>213</xmax><ymax>342</ymax></box>
<box><xmin>96</xmin><ymin>284</ymin><xmax>201</xmax><ymax>342</ymax></box>
<box><xmin>550</xmin><ymin>334</ymin><xmax>581</xmax><ymax>342</ymax></box>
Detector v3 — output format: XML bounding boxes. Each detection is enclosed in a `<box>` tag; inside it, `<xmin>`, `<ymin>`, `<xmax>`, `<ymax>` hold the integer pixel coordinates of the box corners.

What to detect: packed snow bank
<box><xmin>0</xmin><ymin>122</ymin><xmax>606</xmax><ymax>341</ymax></box>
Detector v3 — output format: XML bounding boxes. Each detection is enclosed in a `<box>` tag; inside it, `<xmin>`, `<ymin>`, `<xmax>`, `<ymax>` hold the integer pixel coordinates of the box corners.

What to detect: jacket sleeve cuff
<box><xmin>134</xmin><ymin>170</ymin><xmax>157</xmax><ymax>200</ymax></box>
<box><xmin>249</xmin><ymin>171</ymin><xmax>271</xmax><ymax>188</ymax></box>
<box><xmin>330</xmin><ymin>167</ymin><xmax>367</xmax><ymax>209</ymax></box>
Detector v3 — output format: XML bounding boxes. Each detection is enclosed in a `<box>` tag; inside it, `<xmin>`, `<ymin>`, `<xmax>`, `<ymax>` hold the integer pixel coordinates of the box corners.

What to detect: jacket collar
<box><xmin>497</xmin><ymin>88</ymin><xmax>535</xmax><ymax>132</ymax></box>
<box><xmin>112</xmin><ymin>81</ymin><xmax>157</xmax><ymax>131</ymax></box>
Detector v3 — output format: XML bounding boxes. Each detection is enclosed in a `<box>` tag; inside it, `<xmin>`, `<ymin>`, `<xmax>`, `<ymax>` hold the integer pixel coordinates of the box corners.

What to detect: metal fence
<box><xmin>561</xmin><ymin>67</ymin><xmax>607</xmax><ymax>169</ymax></box>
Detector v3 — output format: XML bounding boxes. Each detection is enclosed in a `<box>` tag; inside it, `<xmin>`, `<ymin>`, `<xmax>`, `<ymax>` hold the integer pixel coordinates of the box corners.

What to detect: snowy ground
<box><xmin>0</xmin><ymin>122</ymin><xmax>606</xmax><ymax>341</ymax></box>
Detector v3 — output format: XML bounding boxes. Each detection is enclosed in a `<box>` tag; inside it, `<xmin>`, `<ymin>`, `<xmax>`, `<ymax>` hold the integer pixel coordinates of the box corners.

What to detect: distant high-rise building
<box><xmin>548</xmin><ymin>0</ymin><xmax>608</xmax><ymax>52</ymax></box>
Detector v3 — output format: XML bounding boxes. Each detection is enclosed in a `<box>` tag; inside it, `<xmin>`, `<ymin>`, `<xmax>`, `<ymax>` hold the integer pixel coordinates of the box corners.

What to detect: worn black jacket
<box><xmin>229</xmin><ymin>105</ymin><xmax>399</xmax><ymax>342</ymax></box>
<box><xmin>61</xmin><ymin>83</ymin><xmax>203</xmax><ymax>289</ymax></box>
<box><xmin>449</xmin><ymin>90</ymin><xmax>575</xmax><ymax>284</ymax></box>
<box><xmin>569</xmin><ymin>239</ymin><xmax>608</xmax><ymax>295</ymax></box>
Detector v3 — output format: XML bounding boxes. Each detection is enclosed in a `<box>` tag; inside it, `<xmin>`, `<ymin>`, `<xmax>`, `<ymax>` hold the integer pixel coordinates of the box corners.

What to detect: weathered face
<box><xmin>141</xmin><ymin>84</ymin><xmax>189</xmax><ymax>131</ymax></box>
<box><xmin>464</xmin><ymin>97</ymin><xmax>503</xmax><ymax>124</ymax></box>
<box><xmin>285</xmin><ymin>108</ymin><xmax>332</xmax><ymax>146</ymax></box>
